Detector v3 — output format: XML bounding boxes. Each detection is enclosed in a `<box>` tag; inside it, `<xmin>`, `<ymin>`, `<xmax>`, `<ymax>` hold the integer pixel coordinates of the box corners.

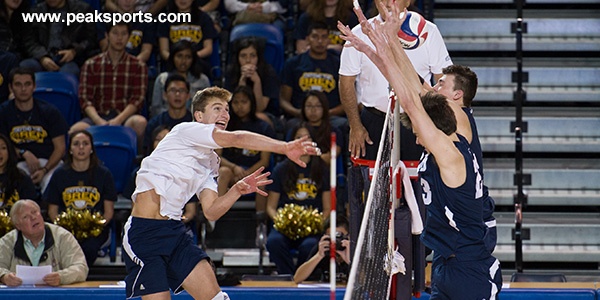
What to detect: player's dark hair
<box><xmin>442</xmin><ymin>65</ymin><xmax>478</xmax><ymax>107</ymax></box>
<box><xmin>400</xmin><ymin>92</ymin><xmax>457</xmax><ymax>136</ymax></box>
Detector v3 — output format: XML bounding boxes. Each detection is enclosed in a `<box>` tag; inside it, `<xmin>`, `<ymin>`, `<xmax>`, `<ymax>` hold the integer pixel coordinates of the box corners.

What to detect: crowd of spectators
<box><xmin>0</xmin><ymin>0</ymin><xmax>426</xmax><ymax>277</ymax></box>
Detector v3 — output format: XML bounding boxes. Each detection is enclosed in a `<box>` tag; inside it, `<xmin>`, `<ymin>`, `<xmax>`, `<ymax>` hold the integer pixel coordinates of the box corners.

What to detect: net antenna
<box><xmin>344</xmin><ymin>91</ymin><xmax>403</xmax><ymax>300</ymax></box>
<box><xmin>330</xmin><ymin>132</ymin><xmax>337</xmax><ymax>300</ymax></box>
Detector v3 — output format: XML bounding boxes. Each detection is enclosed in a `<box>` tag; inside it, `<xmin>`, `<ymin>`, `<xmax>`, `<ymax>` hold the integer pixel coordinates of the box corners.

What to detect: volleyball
<box><xmin>397</xmin><ymin>11</ymin><xmax>429</xmax><ymax>50</ymax></box>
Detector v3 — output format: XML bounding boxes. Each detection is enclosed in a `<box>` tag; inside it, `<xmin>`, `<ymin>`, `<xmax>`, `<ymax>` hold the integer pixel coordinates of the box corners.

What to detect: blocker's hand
<box><xmin>284</xmin><ymin>136</ymin><xmax>322</xmax><ymax>168</ymax></box>
<box><xmin>234</xmin><ymin>167</ymin><xmax>272</xmax><ymax>196</ymax></box>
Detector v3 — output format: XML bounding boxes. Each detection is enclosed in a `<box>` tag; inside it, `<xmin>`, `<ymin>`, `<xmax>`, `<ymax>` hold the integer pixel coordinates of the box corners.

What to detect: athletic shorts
<box><xmin>430</xmin><ymin>255</ymin><xmax>502</xmax><ymax>300</ymax></box>
<box><xmin>122</xmin><ymin>216</ymin><xmax>210</xmax><ymax>298</ymax></box>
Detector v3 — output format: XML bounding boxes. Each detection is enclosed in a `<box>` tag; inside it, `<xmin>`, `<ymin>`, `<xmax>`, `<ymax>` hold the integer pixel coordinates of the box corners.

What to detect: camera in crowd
<box><xmin>330</xmin><ymin>231</ymin><xmax>348</xmax><ymax>251</ymax></box>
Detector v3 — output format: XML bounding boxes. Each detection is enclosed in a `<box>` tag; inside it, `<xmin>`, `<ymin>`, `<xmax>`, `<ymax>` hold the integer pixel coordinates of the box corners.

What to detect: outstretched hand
<box><xmin>234</xmin><ymin>166</ymin><xmax>272</xmax><ymax>196</ymax></box>
<box><xmin>337</xmin><ymin>0</ymin><xmax>408</xmax><ymax>80</ymax></box>
<box><xmin>284</xmin><ymin>136</ymin><xmax>322</xmax><ymax>168</ymax></box>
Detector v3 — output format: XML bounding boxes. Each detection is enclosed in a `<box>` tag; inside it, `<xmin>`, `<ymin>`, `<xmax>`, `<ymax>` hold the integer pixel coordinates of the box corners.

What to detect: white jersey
<box><xmin>339</xmin><ymin>15</ymin><xmax>452</xmax><ymax>112</ymax></box>
<box><xmin>133</xmin><ymin>122</ymin><xmax>221</xmax><ymax>220</ymax></box>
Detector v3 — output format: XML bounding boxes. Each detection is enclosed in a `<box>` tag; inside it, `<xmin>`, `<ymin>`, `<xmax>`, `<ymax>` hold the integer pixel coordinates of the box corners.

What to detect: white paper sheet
<box><xmin>16</xmin><ymin>265</ymin><xmax>52</xmax><ymax>285</ymax></box>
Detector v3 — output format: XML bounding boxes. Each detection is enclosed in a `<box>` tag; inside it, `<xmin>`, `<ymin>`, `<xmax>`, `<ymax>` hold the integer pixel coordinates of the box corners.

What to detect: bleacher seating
<box><xmin>33</xmin><ymin>72</ymin><xmax>81</xmax><ymax>127</ymax></box>
<box><xmin>431</xmin><ymin>0</ymin><xmax>600</xmax><ymax>268</ymax></box>
<box><xmin>86</xmin><ymin>126</ymin><xmax>137</xmax><ymax>194</ymax></box>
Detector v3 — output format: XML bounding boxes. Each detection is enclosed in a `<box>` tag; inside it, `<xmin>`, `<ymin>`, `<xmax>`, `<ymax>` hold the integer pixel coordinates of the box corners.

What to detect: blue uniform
<box><xmin>419</xmin><ymin>134</ymin><xmax>501</xmax><ymax>299</ymax></box>
<box><xmin>123</xmin><ymin>217</ymin><xmax>209</xmax><ymax>298</ymax></box>
<box><xmin>463</xmin><ymin>107</ymin><xmax>497</xmax><ymax>254</ymax></box>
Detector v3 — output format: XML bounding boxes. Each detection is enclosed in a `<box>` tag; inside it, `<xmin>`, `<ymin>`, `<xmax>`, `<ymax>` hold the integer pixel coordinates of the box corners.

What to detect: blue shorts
<box><xmin>122</xmin><ymin>216</ymin><xmax>209</xmax><ymax>298</ymax></box>
<box><xmin>430</xmin><ymin>255</ymin><xmax>502</xmax><ymax>300</ymax></box>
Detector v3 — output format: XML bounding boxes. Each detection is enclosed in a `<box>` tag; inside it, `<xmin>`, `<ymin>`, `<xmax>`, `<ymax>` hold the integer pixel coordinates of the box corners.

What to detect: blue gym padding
<box><xmin>1</xmin><ymin>286</ymin><xmax>599</xmax><ymax>300</ymax></box>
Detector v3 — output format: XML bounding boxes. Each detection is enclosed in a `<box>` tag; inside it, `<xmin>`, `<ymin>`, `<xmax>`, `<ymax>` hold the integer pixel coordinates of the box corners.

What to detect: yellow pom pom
<box><xmin>54</xmin><ymin>208</ymin><xmax>106</xmax><ymax>240</ymax></box>
<box><xmin>273</xmin><ymin>203</ymin><xmax>323</xmax><ymax>240</ymax></box>
<box><xmin>0</xmin><ymin>209</ymin><xmax>14</xmax><ymax>237</ymax></box>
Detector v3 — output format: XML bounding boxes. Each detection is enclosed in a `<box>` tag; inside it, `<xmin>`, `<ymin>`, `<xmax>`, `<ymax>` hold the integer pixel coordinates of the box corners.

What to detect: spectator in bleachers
<box><xmin>266</xmin><ymin>123</ymin><xmax>330</xmax><ymax>275</ymax></box>
<box><xmin>280</xmin><ymin>22</ymin><xmax>342</xmax><ymax>120</ymax></box>
<box><xmin>0</xmin><ymin>67</ymin><xmax>67</xmax><ymax>194</ymax></box>
<box><xmin>224</xmin><ymin>37</ymin><xmax>280</xmax><ymax>124</ymax></box>
<box><xmin>0</xmin><ymin>0</ymin><xmax>35</xmax><ymax>102</ymax></box>
<box><xmin>150</xmin><ymin>40</ymin><xmax>210</xmax><ymax>118</ymax></box>
<box><xmin>44</xmin><ymin>130</ymin><xmax>116</xmax><ymax>266</ymax></box>
<box><xmin>198</xmin><ymin>0</ymin><xmax>223</xmax><ymax>33</ymax></box>
<box><xmin>293</xmin><ymin>0</ymin><xmax>358</xmax><ymax>54</ymax></box>
<box><xmin>199</xmin><ymin>0</ymin><xmax>220</xmax><ymax>12</ymax></box>
<box><xmin>158</xmin><ymin>0</ymin><xmax>218</xmax><ymax>79</ymax></box>
<box><xmin>105</xmin><ymin>0</ymin><xmax>166</xmax><ymax>16</ymax></box>
<box><xmin>100</xmin><ymin>0</ymin><xmax>157</xmax><ymax>64</ymax></box>
<box><xmin>72</xmin><ymin>23</ymin><xmax>148</xmax><ymax>147</ymax></box>
<box><xmin>0</xmin><ymin>199</ymin><xmax>88</xmax><ymax>286</ymax></box>
<box><xmin>299</xmin><ymin>91</ymin><xmax>342</xmax><ymax>165</ymax></box>
<box><xmin>293</xmin><ymin>214</ymin><xmax>350</xmax><ymax>283</ymax></box>
<box><xmin>0</xmin><ymin>133</ymin><xmax>37</xmax><ymax>211</ymax></box>
<box><xmin>216</xmin><ymin>86</ymin><xmax>274</xmax><ymax>212</ymax></box>
<box><xmin>224</xmin><ymin>0</ymin><xmax>286</xmax><ymax>29</ymax></box>
<box><xmin>19</xmin><ymin>0</ymin><xmax>99</xmax><ymax>78</ymax></box>
<box><xmin>145</xmin><ymin>73</ymin><xmax>194</xmax><ymax>155</ymax></box>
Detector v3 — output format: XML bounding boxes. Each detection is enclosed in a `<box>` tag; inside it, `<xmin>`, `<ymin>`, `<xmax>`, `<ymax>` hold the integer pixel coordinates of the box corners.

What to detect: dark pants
<box><xmin>360</xmin><ymin>107</ymin><xmax>424</xmax><ymax>161</ymax></box>
<box><xmin>79</xmin><ymin>225</ymin><xmax>110</xmax><ymax>266</ymax></box>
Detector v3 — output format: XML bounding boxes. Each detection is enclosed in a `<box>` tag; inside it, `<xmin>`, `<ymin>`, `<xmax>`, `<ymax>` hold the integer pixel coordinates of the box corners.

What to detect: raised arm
<box><xmin>212</xmin><ymin>130</ymin><xmax>321</xmax><ymax>168</ymax></box>
<box><xmin>339</xmin><ymin>2</ymin><xmax>466</xmax><ymax>186</ymax></box>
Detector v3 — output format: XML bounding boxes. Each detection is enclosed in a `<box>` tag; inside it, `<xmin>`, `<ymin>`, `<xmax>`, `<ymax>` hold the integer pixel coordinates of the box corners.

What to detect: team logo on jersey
<box><xmin>298</xmin><ymin>71</ymin><xmax>336</xmax><ymax>93</ymax></box>
<box><xmin>62</xmin><ymin>185</ymin><xmax>101</xmax><ymax>210</ymax></box>
<box><xmin>417</xmin><ymin>153</ymin><xmax>429</xmax><ymax>173</ymax></box>
<box><xmin>10</xmin><ymin>125</ymin><xmax>48</xmax><ymax>144</ymax></box>
<box><xmin>170</xmin><ymin>24</ymin><xmax>203</xmax><ymax>44</ymax></box>
<box><xmin>287</xmin><ymin>175</ymin><xmax>318</xmax><ymax>201</ymax></box>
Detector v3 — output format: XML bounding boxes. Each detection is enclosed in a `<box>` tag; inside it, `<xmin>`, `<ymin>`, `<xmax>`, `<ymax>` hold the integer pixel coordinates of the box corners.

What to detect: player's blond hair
<box><xmin>191</xmin><ymin>87</ymin><xmax>232</xmax><ymax>113</ymax></box>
